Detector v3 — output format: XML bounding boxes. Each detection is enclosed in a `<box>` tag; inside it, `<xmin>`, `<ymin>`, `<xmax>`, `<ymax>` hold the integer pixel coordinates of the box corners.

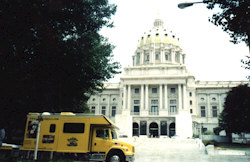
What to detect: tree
<box><xmin>219</xmin><ymin>84</ymin><xmax>250</xmax><ymax>135</ymax></box>
<box><xmin>0</xmin><ymin>0</ymin><xmax>120</xmax><ymax>143</ymax></box>
<box><xmin>205</xmin><ymin>0</ymin><xmax>249</xmax><ymax>46</ymax></box>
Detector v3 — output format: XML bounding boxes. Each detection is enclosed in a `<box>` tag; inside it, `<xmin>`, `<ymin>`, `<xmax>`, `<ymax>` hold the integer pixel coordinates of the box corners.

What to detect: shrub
<box><xmin>203</xmin><ymin>130</ymin><xmax>215</xmax><ymax>135</ymax></box>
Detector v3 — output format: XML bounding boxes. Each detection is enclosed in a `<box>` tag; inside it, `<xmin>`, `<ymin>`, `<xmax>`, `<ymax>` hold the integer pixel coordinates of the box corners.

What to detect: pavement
<box><xmin>119</xmin><ymin>137</ymin><xmax>250</xmax><ymax>162</ymax></box>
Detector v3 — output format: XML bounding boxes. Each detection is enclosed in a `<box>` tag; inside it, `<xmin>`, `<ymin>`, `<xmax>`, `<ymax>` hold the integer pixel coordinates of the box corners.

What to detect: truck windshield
<box><xmin>111</xmin><ymin>129</ymin><xmax>118</xmax><ymax>139</ymax></box>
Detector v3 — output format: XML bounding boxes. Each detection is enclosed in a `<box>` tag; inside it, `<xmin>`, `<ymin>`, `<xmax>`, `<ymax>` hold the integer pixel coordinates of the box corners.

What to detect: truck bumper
<box><xmin>125</xmin><ymin>155</ymin><xmax>134</xmax><ymax>162</ymax></box>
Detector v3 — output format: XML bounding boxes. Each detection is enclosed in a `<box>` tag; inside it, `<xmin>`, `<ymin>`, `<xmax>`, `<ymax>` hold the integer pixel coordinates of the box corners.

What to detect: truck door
<box><xmin>91</xmin><ymin>127</ymin><xmax>111</xmax><ymax>153</ymax></box>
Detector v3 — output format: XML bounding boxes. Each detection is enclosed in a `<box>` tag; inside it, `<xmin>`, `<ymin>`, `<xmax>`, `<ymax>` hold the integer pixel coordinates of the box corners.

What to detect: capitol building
<box><xmin>87</xmin><ymin>19</ymin><xmax>248</xmax><ymax>138</ymax></box>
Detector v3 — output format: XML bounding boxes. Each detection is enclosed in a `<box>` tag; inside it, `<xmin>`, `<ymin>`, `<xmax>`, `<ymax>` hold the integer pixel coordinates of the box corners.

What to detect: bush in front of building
<box><xmin>203</xmin><ymin>130</ymin><xmax>215</xmax><ymax>135</ymax></box>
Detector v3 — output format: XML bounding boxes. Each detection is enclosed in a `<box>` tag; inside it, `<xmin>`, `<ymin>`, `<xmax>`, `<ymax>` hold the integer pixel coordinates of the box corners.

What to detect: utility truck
<box><xmin>1</xmin><ymin>112</ymin><xmax>134</xmax><ymax>162</ymax></box>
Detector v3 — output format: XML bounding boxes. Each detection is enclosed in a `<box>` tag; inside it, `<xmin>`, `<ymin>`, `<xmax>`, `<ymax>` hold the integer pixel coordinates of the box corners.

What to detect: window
<box><xmin>111</xmin><ymin>130</ymin><xmax>117</xmax><ymax>139</ymax></box>
<box><xmin>151</xmin><ymin>100</ymin><xmax>158</xmax><ymax>104</ymax></box>
<box><xmin>200</xmin><ymin>106</ymin><xmax>206</xmax><ymax>117</ymax></box>
<box><xmin>155</xmin><ymin>54</ymin><xmax>159</xmax><ymax>60</ymax></box>
<box><xmin>147</xmin><ymin>34</ymin><xmax>150</xmax><ymax>38</ymax></box>
<box><xmin>152</xmin><ymin>88</ymin><xmax>157</xmax><ymax>93</ymax></box>
<box><xmin>91</xmin><ymin>106</ymin><xmax>95</xmax><ymax>114</ymax></box>
<box><xmin>134</xmin><ymin>100</ymin><xmax>140</xmax><ymax>104</ymax></box>
<box><xmin>92</xmin><ymin>98</ymin><xmax>95</xmax><ymax>101</ymax></box>
<box><xmin>190</xmin><ymin>109</ymin><xmax>193</xmax><ymax>114</ymax></box>
<box><xmin>156</xmin><ymin>33</ymin><xmax>159</xmax><ymax>36</ymax></box>
<box><xmin>96</xmin><ymin>129</ymin><xmax>109</xmax><ymax>139</ymax></box>
<box><xmin>135</xmin><ymin>88</ymin><xmax>139</xmax><ymax>94</ymax></box>
<box><xmin>63</xmin><ymin>123</ymin><xmax>85</xmax><ymax>133</ymax></box>
<box><xmin>151</xmin><ymin>106</ymin><xmax>158</xmax><ymax>112</ymax></box>
<box><xmin>212</xmin><ymin>97</ymin><xmax>216</xmax><ymax>101</ymax></box>
<box><xmin>190</xmin><ymin>100</ymin><xmax>192</xmax><ymax>105</ymax></box>
<box><xmin>102</xmin><ymin>98</ymin><xmax>106</xmax><ymax>101</ymax></box>
<box><xmin>101</xmin><ymin>106</ymin><xmax>106</xmax><ymax>115</ymax></box>
<box><xmin>212</xmin><ymin>106</ymin><xmax>217</xmax><ymax>117</ymax></box>
<box><xmin>165</xmin><ymin>54</ymin><xmax>168</xmax><ymax>60</ymax></box>
<box><xmin>201</xmin><ymin>97</ymin><xmax>205</xmax><ymax>101</ymax></box>
<box><xmin>112</xmin><ymin>106</ymin><xmax>116</xmax><ymax>117</ymax></box>
<box><xmin>170</xmin><ymin>100</ymin><xmax>176</xmax><ymax>104</ymax></box>
<box><xmin>189</xmin><ymin>92</ymin><xmax>192</xmax><ymax>97</ymax></box>
<box><xmin>134</xmin><ymin>106</ymin><xmax>140</xmax><ymax>112</ymax></box>
<box><xmin>146</xmin><ymin>55</ymin><xmax>149</xmax><ymax>61</ymax></box>
<box><xmin>112</xmin><ymin>98</ymin><xmax>116</xmax><ymax>101</ymax></box>
<box><xmin>170</xmin><ymin>88</ymin><xmax>176</xmax><ymax>94</ymax></box>
<box><xmin>170</xmin><ymin>106</ymin><xmax>177</xmax><ymax>113</ymax></box>
<box><xmin>50</xmin><ymin>124</ymin><xmax>56</xmax><ymax>133</ymax></box>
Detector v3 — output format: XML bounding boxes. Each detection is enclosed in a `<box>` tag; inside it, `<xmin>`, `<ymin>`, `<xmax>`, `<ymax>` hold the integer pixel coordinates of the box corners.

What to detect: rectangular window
<box><xmin>165</xmin><ymin>54</ymin><xmax>168</xmax><ymax>60</ymax></box>
<box><xmin>190</xmin><ymin>109</ymin><xmax>193</xmax><ymax>114</ymax></box>
<box><xmin>170</xmin><ymin>99</ymin><xmax>176</xmax><ymax>104</ymax></box>
<box><xmin>151</xmin><ymin>106</ymin><xmax>158</xmax><ymax>113</ymax></box>
<box><xmin>135</xmin><ymin>88</ymin><xmax>139</xmax><ymax>94</ymax></box>
<box><xmin>212</xmin><ymin>106</ymin><xmax>217</xmax><ymax>117</ymax></box>
<box><xmin>152</xmin><ymin>88</ymin><xmax>157</xmax><ymax>94</ymax></box>
<box><xmin>146</xmin><ymin>55</ymin><xmax>149</xmax><ymax>61</ymax></box>
<box><xmin>134</xmin><ymin>106</ymin><xmax>140</xmax><ymax>112</ymax></box>
<box><xmin>170</xmin><ymin>106</ymin><xmax>177</xmax><ymax>112</ymax></box>
<box><xmin>91</xmin><ymin>106</ymin><xmax>95</xmax><ymax>114</ymax></box>
<box><xmin>112</xmin><ymin>106</ymin><xmax>116</xmax><ymax>117</ymax></box>
<box><xmin>155</xmin><ymin>54</ymin><xmax>159</xmax><ymax>60</ymax></box>
<box><xmin>201</xmin><ymin>106</ymin><xmax>206</xmax><ymax>117</ymax></box>
<box><xmin>134</xmin><ymin>100</ymin><xmax>140</xmax><ymax>104</ymax></box>
<box><xmin>170</xmin><ymin>88</ymin><xmax>176</xmax><ymax>94</ymax></box>
<box><xmin>101</xmin><ymin>106</ymin><xmax>106</xmax><ymax>115</ymax></box>
<box><xmin>63</xmin><ymin>123</ymin><xmax>85</xmax><ymax>133</ymax></box>
<box><xmin>190</xmin><ymin>100</ymin><xmax>192</xmax><ymax>105</ymax></box>
<box><xmin>151</xmin><ymin>100</ymin><xmax>158</xmax><ymax>104</ymax></box>
<box><xmin>189</xmin><ymin>92</ymin><xmax>192</xmax><ymax>97</ymax></box>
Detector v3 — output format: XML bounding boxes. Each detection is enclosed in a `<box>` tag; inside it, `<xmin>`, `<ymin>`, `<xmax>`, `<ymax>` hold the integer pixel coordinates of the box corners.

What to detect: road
<box><xmin>120</xmin><ymin>137</ymin><xmax>250</xmax><ymax>162</ymax></box>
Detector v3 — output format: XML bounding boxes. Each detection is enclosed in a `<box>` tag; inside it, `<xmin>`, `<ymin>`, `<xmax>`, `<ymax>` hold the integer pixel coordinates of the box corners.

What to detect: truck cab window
<box><xmin>111</xmin><ymin>130</ymin><xmax>117</xmax><ymax>139</ymax></box>
<box><xmin>96</xmin><ymin>129</ymin><xmax>109</xmax><ymax>139</ymax></box>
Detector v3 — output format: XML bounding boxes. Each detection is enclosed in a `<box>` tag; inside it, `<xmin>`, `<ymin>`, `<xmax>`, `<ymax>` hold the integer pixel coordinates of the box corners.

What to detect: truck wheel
<box><xmin>106</xmin><ymin>151</ymin><xmax>125</xmax><ymax>162</ymax></box>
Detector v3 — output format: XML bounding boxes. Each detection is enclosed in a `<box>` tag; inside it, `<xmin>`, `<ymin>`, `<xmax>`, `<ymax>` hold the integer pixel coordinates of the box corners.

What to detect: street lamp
<box><xmin>178</xmin><ymin>1</ymin><xmax>207</xmax><ymax>9</ymax></box>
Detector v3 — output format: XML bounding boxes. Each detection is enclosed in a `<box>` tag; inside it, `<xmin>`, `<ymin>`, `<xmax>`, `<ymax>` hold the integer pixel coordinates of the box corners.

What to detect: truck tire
<box><xmin>106</xmin><ymin>150</ymin><xmax>125</xmax><ymax>162</ymax></box>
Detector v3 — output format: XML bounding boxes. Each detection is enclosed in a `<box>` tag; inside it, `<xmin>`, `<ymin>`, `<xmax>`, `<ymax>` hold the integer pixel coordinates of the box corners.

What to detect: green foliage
<box><xmin>202</xmin><ymin>140</ymin><xmax>215</xmax><ymax>146</ymax></box>
<box><xmin>0</xmin><ymin>0</ymin><xmax>120</xmax><ymax>143</ymax></box>
<box><xmin>203</xmin><ymin>130</ymin><xmax>215</xmax><ymax>135</ymax></box>
<box><xmin>219</xmin><ymin>84</ymin><xmax>250</xmax><ymax>134</ymax></box>
<box><xmin>213</xmin><ymin>127</ymin><xmax>223</xmax><ymax>135</ymax></box>
<box><xmin>205</xmin><ymin>0</ymin><xmax>249</xmax><ymax>46</ymax></box>
<box><xmin>193</xmin><ymin>134</ymin><xmax>199</xmax><ymax>138</ymax></box>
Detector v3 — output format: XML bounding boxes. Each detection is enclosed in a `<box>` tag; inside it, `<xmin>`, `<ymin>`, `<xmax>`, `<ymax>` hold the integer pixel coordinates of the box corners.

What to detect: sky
<box><xmin>101</xmin><ymin>0</ymin><xmax>249</xmax><ymax>82</ymax></box>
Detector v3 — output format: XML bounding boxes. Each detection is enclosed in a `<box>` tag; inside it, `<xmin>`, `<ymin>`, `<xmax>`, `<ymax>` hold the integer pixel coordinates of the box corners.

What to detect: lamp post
<box><xmin>178</xmin><ymin>1</ymin><xmax>209</xmax><ymax>9</ymax></box>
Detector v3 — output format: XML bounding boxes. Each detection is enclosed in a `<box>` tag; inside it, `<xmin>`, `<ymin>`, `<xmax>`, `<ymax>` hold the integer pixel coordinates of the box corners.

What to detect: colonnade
<box><xmin>122</xmin><ymin>84</ymin><xmax>188</xmax><ymax>115</ymax></box>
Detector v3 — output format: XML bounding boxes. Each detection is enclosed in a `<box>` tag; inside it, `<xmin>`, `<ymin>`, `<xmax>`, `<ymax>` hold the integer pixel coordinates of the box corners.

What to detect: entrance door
<box><xmin>169</xmin><ymin>123</ymin><xmax>176</xmax><ymax>137</ymax></box>
<box><xmin>149</xmin><ymin>122</ymin><xmax>158</xmax><ymax>138</ymax></box>
<box><xmin>91</xmin><ymin>127</ymin><xmax>111</xmax><ymax>153</ymax></box>
<box><xmin>132</xmin><ymin>122</ymin><xmax>139</xmax><ymax>137</ymax></box>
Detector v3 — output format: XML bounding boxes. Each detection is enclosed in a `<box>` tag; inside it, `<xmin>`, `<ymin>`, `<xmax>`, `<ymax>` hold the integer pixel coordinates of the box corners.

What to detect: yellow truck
<box><xmin>3</xmin><ymin>112</ymin><xmax>134</xmax><ymax>162</ymax></box>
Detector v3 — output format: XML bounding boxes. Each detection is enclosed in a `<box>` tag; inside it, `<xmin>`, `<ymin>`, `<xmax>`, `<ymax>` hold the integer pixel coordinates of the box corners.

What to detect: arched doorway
<box><xmin>132</xmin><ymin>122</ymin><xmax>139</xmax><ymax>137</ymax></box>
<box><xmin>149</xmin><ymin>122</ymin><xmax>159</xmax><ymax>138</ymax></box>
<box><xmin>169</xmin><ymin>122</ymin><xmax>175</xmax><ymax>137</ymax></box>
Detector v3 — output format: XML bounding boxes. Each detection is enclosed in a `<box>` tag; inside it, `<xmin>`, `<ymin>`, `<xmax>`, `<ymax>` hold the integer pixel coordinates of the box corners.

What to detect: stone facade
<box><xmin>87</xmin><ymin>19</ymin><xmax>249</xmax><ymax>138</ymax></box>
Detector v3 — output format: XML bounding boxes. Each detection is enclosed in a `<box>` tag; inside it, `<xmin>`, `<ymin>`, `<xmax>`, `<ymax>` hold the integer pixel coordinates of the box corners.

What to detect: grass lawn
<box><xmin>214</xmin><ymin>142</ymin><xmax>250</xmax><ymax>151</ymax></box>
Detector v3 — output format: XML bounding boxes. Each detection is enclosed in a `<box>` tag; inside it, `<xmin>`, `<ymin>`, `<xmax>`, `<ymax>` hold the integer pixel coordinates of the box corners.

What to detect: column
<box><xmin>145</xmin><ymin>85</ymin><xmax>149</xmax><ymax>110</ymax></box>
<box><xmin>207</xmin><ymin>94</ymin><xmax>210</xmax><ymax>118</ymax></box>
<box><xmin>140</xmin><ymin>84</ymin><xmax>144</xmax><ymax>110</ymax></box>
<box><xmin>150</xmin><ymin>51</ymin><xmax>153</xmax><ymax>64</ymax></box>
<box><xmin>160</xmin><ymin>50</ymin><xmax>164</xmax><ymax>63</ymax></box>
<box><xmin>183</xmin><ymin>84</ymin><xmax>187</xmax><ymax>110</ymax></box>
<box><xmin>180</xmin><ymin>54</ymin><xmax>183</xmax><ymax>64</ymax></box>
<box><xmin>178</xmin><ymin>84</ymin><xmax>182</xmax><ymax>110</ymax></box>
<box><xmin>140</xmin><ymin>52</ymin><xmax>144</xmax><ymax>65</ymax></box>
<box><xmin>123</xmin><ymin>85</ymin><xmax>127</xmax><ymax>110</ymax></box>
<box><xmin>159</xmin><ymin>85</ymin><xmax>163</xmax><ymax>109</ymax></box>
<box><xmin>164</xmin><ymin>85</ymin><xmax>168</xmax><ymax>111</ymax></box>
<box><xmin>128</xmin><ymin>85</ymin><xmax>131</xmax><ymax>111</ymax></box>
<box><xmin>171</xmin><ymin>50</ymin><xmax>175</xmax><ymax>63</ymax></box>
<box><xmin>218</xmin><ymin>94</ymin><xmax>222</xmax><ymax>113</ymax></box>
